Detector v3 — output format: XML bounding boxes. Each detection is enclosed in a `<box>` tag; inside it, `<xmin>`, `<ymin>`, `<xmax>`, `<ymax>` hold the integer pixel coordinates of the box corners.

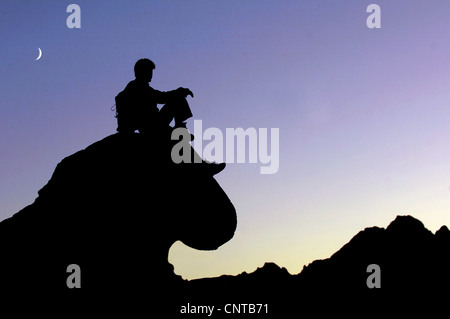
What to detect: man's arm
<box><xmin>151</xmin><ymin>87</ymin><xmax>194</xmax><ymax>104</ymax></box>
<box><xmin>175</xmin><ymin>87</ymin><xmax>194</xmax><ymax>98</ymax></box>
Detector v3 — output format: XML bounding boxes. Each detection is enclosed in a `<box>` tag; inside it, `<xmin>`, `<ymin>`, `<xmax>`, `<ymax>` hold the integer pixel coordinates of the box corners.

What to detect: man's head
<box><xmin>134</xmin><ymin>58</ymin><xmax>155</xmax><ymax>83</ymax></box>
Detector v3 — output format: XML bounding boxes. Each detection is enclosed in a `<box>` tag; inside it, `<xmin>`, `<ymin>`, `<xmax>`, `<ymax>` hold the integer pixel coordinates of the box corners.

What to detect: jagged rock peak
<box><xmin>435</xmin><ymin>225</ymin><xmax>450</xmax><ymax>238</ymax></box>
<box><xmin>386</xmin><ymin>215</ymin><xmax>432</xmax><ymax>237</ymax></box>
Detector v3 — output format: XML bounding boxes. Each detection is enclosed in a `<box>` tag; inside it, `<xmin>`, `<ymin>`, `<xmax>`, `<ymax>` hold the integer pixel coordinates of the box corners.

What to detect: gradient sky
<box><xmin>1</xmin><ymin>1</ymin><xmax>450</xmax><ymax>280</ymax></box>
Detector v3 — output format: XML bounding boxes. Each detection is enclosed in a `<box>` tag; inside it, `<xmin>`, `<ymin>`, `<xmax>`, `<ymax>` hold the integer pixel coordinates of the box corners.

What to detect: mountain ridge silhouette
<box><xmin>0</xmin><ymin>133</ymin><xmax>448</xmax><ymax>315</ymax></box>
<box><xmin>183</xmin><ymin>214</ymin><xmax>449</xmax><ymax>315</ymax></box>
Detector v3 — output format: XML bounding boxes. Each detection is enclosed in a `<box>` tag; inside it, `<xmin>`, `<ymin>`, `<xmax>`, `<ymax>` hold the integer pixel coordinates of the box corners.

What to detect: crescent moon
<box><xmin>35</xmin><ymin>48</ymin><xmax>42</xmax><ymax>61</ymax></box>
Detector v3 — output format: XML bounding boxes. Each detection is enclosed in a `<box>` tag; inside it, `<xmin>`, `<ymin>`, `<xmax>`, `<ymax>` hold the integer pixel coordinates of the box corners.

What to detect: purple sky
<box><xmin>2</xmin><ymin>1</ymin><xmax>450</xmax><ymax>279</ymax></box>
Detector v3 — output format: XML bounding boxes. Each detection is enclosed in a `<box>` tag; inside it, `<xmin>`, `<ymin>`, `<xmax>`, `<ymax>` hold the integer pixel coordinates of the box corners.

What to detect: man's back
<box><xmin>116</xmin><ymin>80</ymin><xmax>160</xmax><ymax>133</ymax></box>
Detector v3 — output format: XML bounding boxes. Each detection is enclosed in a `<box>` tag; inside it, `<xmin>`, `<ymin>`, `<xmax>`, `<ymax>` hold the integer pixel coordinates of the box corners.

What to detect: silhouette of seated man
<box><xmin>115</xmin><ymin>58</ymin><xmax>225</xmax><ymax>175</ymax></box>
<box><xmin>116</xmin><ymin>58</ymin><xmax>194</xmax><ymax>135</ymax></box>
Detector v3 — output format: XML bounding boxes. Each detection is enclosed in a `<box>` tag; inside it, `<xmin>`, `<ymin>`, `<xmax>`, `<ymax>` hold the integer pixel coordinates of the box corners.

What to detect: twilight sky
<box><xmin>1</xmin><ymin>1</ymin><xmax>450</xmax><ymax>279</ymax></box>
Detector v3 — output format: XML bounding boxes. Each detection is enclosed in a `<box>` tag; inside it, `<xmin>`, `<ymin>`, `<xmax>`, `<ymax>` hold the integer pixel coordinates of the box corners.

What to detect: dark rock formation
<box><xmin>297</xmin><ymin>215</ymin><xmax>448</xmax><ymax>293</ymax></box>
<box><xmin>1</xmin><ymin>132</ymin><xmax>448</xmax><ymax>315</ymax></box>
<box><xmin>183</xmin><ymin>215</ymin><xmax>449</xmax><ymax>316</ymax></box>
<box><xmin>0</xmin><ymin>133</ymin><xmax>237</xmax><ymax>315</ymax></box>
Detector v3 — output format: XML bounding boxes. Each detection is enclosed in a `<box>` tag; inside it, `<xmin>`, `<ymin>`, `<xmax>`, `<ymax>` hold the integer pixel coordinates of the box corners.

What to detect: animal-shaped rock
<box><xmin>0</xmin><ymin>133</ymin><xmax>236</xmax><ymax>314</ymax></box>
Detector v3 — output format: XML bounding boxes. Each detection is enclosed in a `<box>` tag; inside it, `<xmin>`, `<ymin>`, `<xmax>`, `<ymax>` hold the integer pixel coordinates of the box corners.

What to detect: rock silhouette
<box><xmin>0</xmin><ymin>133</ymin><xmax>236</xmax><ymax>315</ymax></box>
<box><xmin>183</xmin><ymin>215</ymin><xmax>449</xmax><ymax>316</ymax></box>
<box><xmin>297</xmin><ymin>215</ymin><xmax>450</xmax><ymax>292</ymax></box>
<box><xmin>1</xmin><ymin>134</ymin><xmax>448</xmax><ymax>316</ymax></box>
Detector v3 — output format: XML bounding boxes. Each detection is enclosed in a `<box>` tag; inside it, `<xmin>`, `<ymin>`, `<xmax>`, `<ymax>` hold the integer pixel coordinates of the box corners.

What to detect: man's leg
<box><xmin>159</xmin><ymin>96</ymin><xmax>193</xmax><ymax>127</ymax></box>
